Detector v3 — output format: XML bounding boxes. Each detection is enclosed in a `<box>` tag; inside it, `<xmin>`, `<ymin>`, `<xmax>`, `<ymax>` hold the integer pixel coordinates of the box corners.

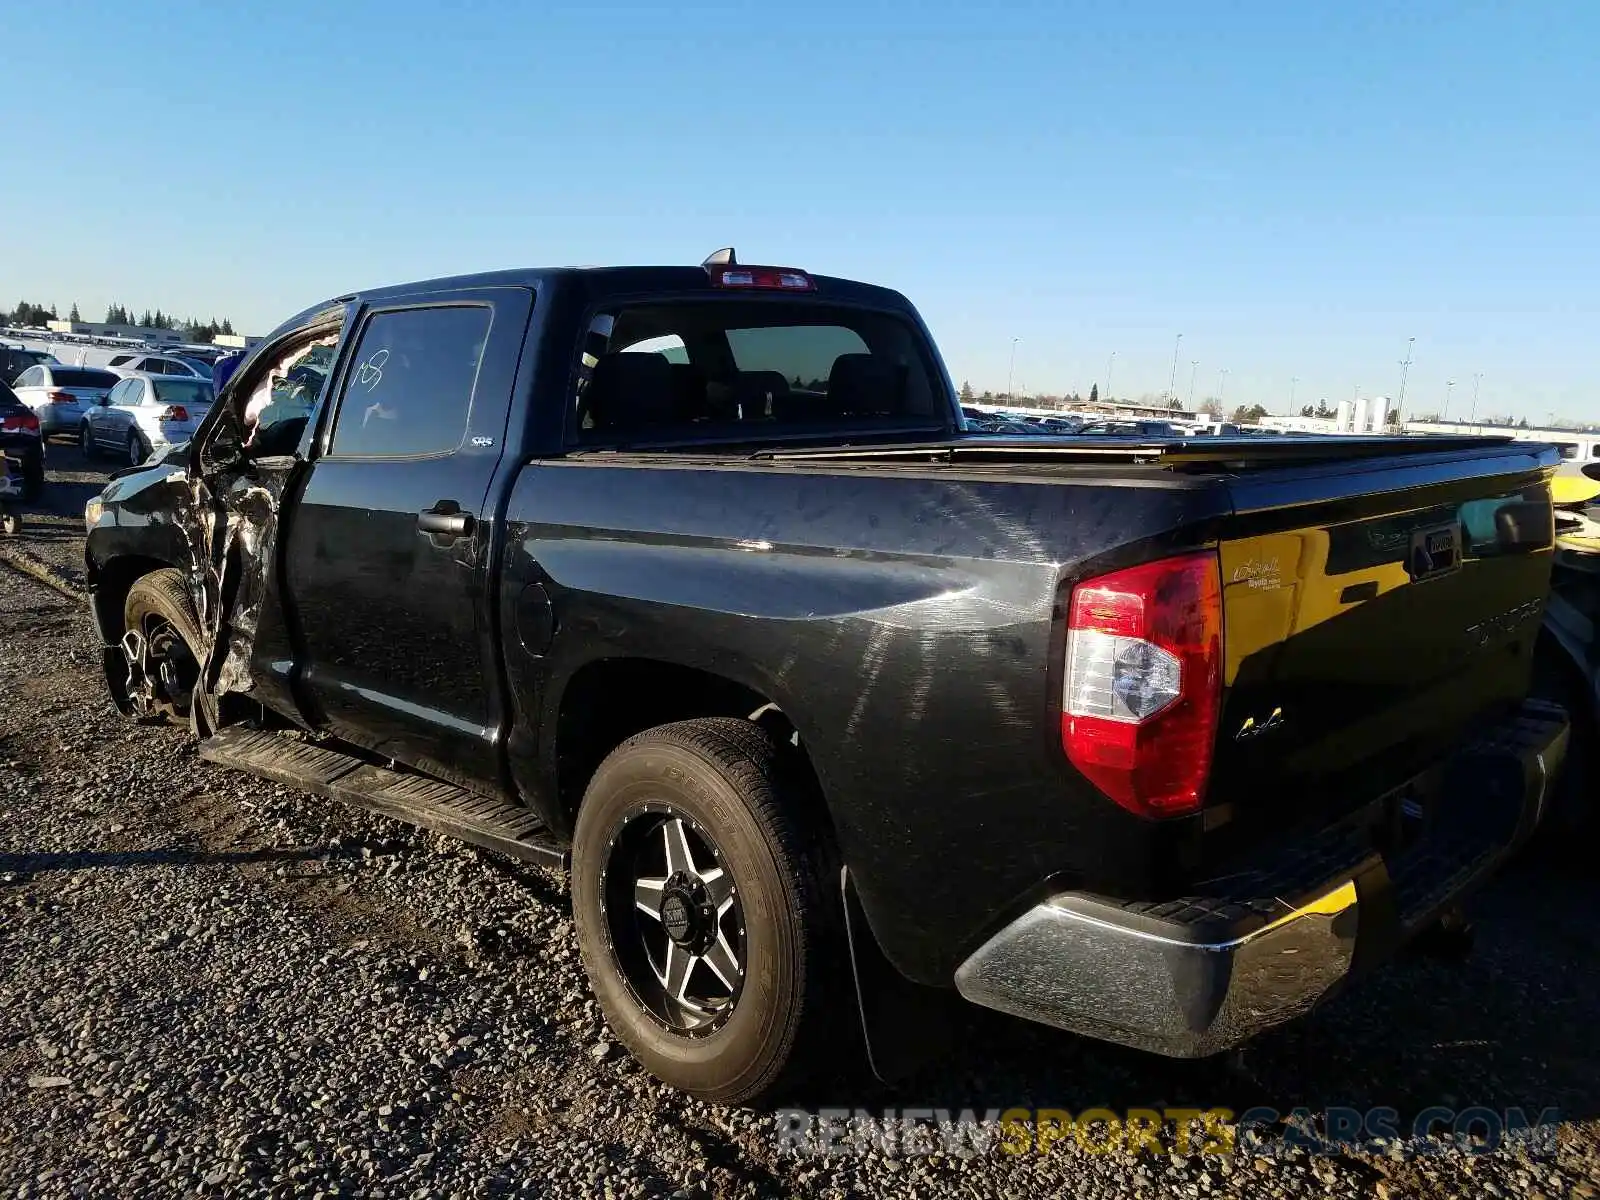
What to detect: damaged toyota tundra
<box><xmin>83</xmin><ymin>254</ymin><xmax>1570</xmax><ymax>1102</ymax></box>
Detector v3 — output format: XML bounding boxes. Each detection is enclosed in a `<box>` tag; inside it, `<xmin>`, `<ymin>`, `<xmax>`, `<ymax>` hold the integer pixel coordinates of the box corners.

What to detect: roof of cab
<box><xmin>264</xmin><ymin>264</ymin><xmax>917</xmax><ymax>347</ymax></box>
<box><xmin>359</xmin><ymin>265</ymin><xmax>911</xmax><ymax>307</ymax></box>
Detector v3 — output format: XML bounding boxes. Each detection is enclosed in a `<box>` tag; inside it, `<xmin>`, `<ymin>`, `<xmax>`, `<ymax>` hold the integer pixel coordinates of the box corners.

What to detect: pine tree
<box><xmin>1089</xmin><ymin>384</ymin><xmax>1099</xmax><ymax>405</ymax></box>
<box><xmin>959</xmin><ymin>380</ymin><xmax>974</xmax><ymax>403</ymax></box>
<box><xmin>69</xmin><ymin>302</ymin><xmax>81</xmax><ymax>322</ymax></box>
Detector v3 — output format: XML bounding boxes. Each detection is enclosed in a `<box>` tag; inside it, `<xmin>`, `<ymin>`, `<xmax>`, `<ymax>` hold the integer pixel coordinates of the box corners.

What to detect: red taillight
<box><xmin>45</xmin><ymin>389</ymin><xmax>75</xmax><ymax>404</ymax></box>
<box><xmin>1061</xmin><ymin>551</ymin><xmax>1223</xmax><ymax>818</ymax></box>
<box><xmin>1</xmin><ymin>411</ymin><xmax>39</xmax><ymax>434</ymax></box>
<box><xmin>158</xmin><ymin>405</ymin><xmax>189</xmax><ymax>422</ymax></box>
<box><xmin>708</xmin><ymin>265</ymin><xmax>815</xmax><ymax>291</ymax></box>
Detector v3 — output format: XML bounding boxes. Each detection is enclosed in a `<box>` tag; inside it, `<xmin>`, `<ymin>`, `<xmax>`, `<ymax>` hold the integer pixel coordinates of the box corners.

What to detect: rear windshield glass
<box><xmin>572</xmin><ymin>300</ymin><xmax>946</xmax><ymax>446</ymax></box>
<box><xmin>152</xmin><ymin>379</ymin><xmax>214</xmax><ymax>406</ymax></box>
<box><xmin>53</xmin><ymin>368</ymin><xmax>117</xmax><ymax>388</ymax></box>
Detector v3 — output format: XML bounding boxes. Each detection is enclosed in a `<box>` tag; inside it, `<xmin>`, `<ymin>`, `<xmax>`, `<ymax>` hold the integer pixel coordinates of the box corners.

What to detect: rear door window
<box><xmin>327</xmin><ymin>305</ymin><xmax>492</xmax><ymax>458</ymax></box>
<box><xmin>15</xmin><ymin>366</ymin><xmax>42</xmax><ymax>387</ymax></box>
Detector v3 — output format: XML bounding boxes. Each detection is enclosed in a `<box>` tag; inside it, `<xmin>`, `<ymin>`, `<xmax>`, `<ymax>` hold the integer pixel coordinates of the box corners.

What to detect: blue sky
<box><xmin>5</xmin><ymin>1</ymin><xmax>1595</xmax><ymax>419</ymax></box>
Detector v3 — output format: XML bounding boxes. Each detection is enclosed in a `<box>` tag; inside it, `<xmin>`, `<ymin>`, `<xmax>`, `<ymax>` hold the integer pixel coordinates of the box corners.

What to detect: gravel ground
<box><xmin>2</xmin><ymin>443</ymin><xmax>1599</xmax><ymax>1198</ymax></box>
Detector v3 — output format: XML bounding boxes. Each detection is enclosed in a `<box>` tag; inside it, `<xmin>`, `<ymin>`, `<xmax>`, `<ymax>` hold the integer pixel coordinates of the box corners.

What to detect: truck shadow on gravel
<box><xmin>807</xmin><ymin>848</ymin><xmax>1600</xmax><ymax>1132</ymax></box>
<box><xmin>0</xmin><ymin>844</ymin><xmax>362</xmax><ymax>881</ymax></box>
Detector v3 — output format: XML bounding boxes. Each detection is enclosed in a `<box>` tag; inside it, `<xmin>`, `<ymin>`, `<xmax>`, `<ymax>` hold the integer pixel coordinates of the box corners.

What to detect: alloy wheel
<box><xmin>121</xmin><ymin>612</ymin><xmax>196</xmax><ymax>719</ymax></box>
<box><xmin>601</xmin><ymin>809</ymin><xmax>746</xmax><ymax>1034</ymax></box>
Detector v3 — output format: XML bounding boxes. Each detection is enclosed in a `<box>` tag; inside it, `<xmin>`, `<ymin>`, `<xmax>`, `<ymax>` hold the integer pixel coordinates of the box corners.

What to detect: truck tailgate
<box><xmin>1210</xmin><ymin>443</ymin><xmax>1555</xmax><ymax>832</ymax></box>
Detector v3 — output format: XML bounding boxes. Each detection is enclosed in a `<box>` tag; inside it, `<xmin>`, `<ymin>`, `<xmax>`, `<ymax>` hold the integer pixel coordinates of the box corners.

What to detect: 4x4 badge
<box><xmin>1235</xmin><ymin>706</ymin><xmax>1286</xmax><ymax>741</ymax></box>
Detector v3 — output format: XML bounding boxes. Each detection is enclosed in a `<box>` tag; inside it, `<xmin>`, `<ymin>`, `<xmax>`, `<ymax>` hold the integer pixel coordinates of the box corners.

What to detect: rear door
<box><xmin>281</xmin><ymin>287</ymin><xmax>534</xmax><ymax>794</ymax></box>
<box><xmin>100</xmin><ymin>378</ymin><xmax>138</xmax><ymax>447</ymax></box>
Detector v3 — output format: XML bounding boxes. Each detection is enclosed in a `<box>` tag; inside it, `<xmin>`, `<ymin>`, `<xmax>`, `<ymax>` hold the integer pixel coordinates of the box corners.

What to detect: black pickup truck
<box><xmin>84</xmin><ymin>254</ymin><xmax>1568</xmax><ymax>1101</ymax></box>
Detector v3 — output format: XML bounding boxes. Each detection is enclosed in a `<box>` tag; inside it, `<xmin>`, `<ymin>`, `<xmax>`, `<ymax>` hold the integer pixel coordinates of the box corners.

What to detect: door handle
<box><xmin>418</xmin><ymin>502</ymin><xmax>474</xmax><ymax>538</ymax></box>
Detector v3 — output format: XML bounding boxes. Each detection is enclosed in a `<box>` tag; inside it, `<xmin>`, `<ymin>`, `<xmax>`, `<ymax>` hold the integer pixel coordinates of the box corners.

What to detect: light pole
<box><xmin>1218</xmin><ymin>369</ymin><xmax>1228</xmax><ymax>406</ymax></box>
<box><xmin>1289</xmin><ymin>376</ymin><xmax>1299</xmax><ymax>411</ymax></box>
<box><xmin>1188</xmin><ymin>360</ymin><xmax>1199</xmax><ymax>408</ymax></box>
<box><xmin>1470</xmin><ymin>372</ymin><xmax>1482</xmax><ymax>425</ymax></box>
<box><xmin>1395</xmin><ymin>336</ymin><xmax>1415</xmax><ymax>425</ymax></box>
<box><xmin>1168</xmin><ymin>333</ymin><xmax>1183</xmax><ymax>403</ymax></box>
<box><xmin>1444</xmin><ymin>379</ymin><xmax>1456</xmax><ymax>420</ymax></box>
<box><xmin>1106</xmin><ymin>351</ymin><xmax>1116</xmax><ymax>402</ymax></box>
<box><xmin>1007</xmin><ymin>338</ymin><xmax>1019</xmax><ymax>399</ymax></box>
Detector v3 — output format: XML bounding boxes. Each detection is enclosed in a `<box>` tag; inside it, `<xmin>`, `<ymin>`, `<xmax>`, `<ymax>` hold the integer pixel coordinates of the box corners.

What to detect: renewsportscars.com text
<box><xmin>773</xmin><ymin>1106</ymin><xmax>1562</xmax><ymax>1159</ymax></box>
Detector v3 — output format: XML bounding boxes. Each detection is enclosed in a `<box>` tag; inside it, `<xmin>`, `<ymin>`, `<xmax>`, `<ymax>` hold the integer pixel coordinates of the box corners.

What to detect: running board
<box><xmin>198</xmin><ymin>727</ymin><xmax>566</xmax><ymax>868</ymax></box>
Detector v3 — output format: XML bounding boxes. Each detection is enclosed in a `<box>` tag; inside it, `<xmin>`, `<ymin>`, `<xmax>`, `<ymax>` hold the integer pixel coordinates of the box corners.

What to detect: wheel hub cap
<box><xmin>660</xmin><ymin>889</ymin><xmax>695</xmax><ymax>944</ymax></box>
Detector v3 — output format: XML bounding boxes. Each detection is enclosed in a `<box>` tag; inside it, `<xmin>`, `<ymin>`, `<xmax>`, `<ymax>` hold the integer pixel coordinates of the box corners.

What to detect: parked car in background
<box><xmin>0</xmin><ymin>343</ymin><xmax>57</xmax><ymax>385</ymax></box>
<box><xmin>1079</xmin><ymin>418</ymin><xmax>1183</xmax><ymax>437</ymax></box>
<box><xmin>105</xmin><ymin>352</ymin><xmax>212</xmax><ymax>379</ymax></box>
<box><xmin>11</xmin><ymin>363</ymin><xmax>118</xmax><ymax>437</ymax></box>
<box><xmin>1035</xmin><ymin>415</ymin><xmax>1084</xmax><ymax>432</ymax></box>
<box><xmin>81</xmin><ymin>373</ymin><xmax>213</xmax><ymax>466</ymax></box>
<box><xmin>0</xmin><ymin>378</ymin><xmax>45</xmax><ymax>499</ymax></box>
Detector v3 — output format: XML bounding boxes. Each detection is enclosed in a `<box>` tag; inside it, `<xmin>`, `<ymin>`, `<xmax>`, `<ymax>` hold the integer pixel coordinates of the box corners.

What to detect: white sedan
<box><xmin>80</xmin><ymin>372</ymin><xmax>214</xmax><ymax>466</ymax></box>
<box><xmin>11</xmin><ymin>364</ymin><xmax>119</xmax><ymax>437</ymax></box>
<box><xmin>104</xmin><ymin>351</ymin><xmax>213</xmax><ymax>379</ymax></box>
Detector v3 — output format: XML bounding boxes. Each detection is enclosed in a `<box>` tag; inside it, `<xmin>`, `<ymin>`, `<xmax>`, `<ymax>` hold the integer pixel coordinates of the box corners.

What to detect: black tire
<box><xmin>1531</xmin><ymin>638</ymin><xmax>1595</xmax><ymax>837</ymax></box>
<box><xmin>127</xmin><ymin>429</ymin><xmax>147</xmax><ymax>468</ymax></box>
<box><xmin>122</xmin><ymin>569</ymin><xmax>204</xmax><ymax>723</ymax></box>
<box><xmin>79</xmin><ymin>422</ymin><xmax>97</xmax><ymax>460</ymax></box>
<box><xmin>20</xmin><ymin>456</ymin><xmax>43</xmax><ymax>502</ymax></box>
<box><xmin>571</xmin><ymin>718</ymin><xmax>845</xmax><ymax>1103</ymax></box>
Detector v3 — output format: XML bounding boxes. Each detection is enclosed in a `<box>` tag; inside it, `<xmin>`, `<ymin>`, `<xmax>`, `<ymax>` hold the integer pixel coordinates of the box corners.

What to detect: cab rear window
<box><xmin>572</xmin><ymin>300</ymin><xmax>945</xmax><ymax>446</ymax></box>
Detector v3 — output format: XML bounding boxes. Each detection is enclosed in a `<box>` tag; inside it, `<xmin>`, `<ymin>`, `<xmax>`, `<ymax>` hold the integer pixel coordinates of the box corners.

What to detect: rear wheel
<box><xmin>80</xmin><ymin>422</ymin><xmax>97</xmax><ymax>460</ymax></box>
<box><xmin>126</xmin><ymin>429</ymin><xmax>147</xmax><ymax>468</ymax></box>
<box><xmin>571</xmin><ymin>718</ymin><xmax>846</xmax><ymax>1102</ymax></box>
<box><xmin>122</xmin><ymin>569</ymin><xmax>203</xmax><ymax>723</ymax></box>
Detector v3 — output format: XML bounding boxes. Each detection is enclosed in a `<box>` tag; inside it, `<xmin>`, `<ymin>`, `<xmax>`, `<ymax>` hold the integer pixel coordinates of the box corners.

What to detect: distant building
<box><xmin>46</xmin><ymin>319</ymin><xmax>185</xmax><ymax>345</ymax></box>
<box><xmin>214</xmin><ymin>332</ymin><xmax>264</xmax><ymax>350</ymax></box>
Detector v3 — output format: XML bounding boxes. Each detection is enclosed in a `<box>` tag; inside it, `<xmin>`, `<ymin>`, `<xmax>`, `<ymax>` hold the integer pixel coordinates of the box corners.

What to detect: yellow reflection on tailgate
<box><xmin>1219</xmin><ymin>530</ymin><xmax>1408</xmax><ymax>686</ymax></box>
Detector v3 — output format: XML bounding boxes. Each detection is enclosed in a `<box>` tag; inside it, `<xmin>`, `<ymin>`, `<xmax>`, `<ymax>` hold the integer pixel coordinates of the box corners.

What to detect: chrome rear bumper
<box><xmin>954</xmin><ymin>700</ymin><xmax>1568</xmax><ymax>1057</ymax></box>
